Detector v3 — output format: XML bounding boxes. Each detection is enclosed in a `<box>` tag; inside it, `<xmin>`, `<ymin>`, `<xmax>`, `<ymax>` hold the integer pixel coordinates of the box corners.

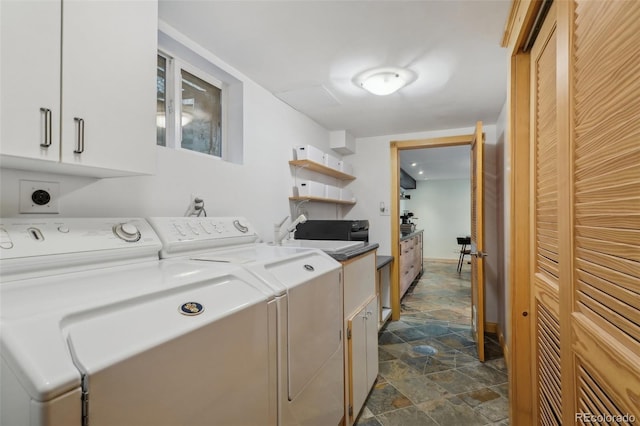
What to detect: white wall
<box><xmin>495</xmin><ymin>100</ymin><xmax>509</xmax><ymax>342</ymax></box>
<box><xmin>345</xmin><ymin>124</ymin><xmax>501</xmax><ymax>323</ymax></box>
<box><xmin>403</xmin><ymin>179</ymin><xmax>470</xmax><ymax>260</ymax></box>
<box><xmin>0</xmin><ymin>25</ymin><xmax>340</xmax><ymax>241</ymax></box>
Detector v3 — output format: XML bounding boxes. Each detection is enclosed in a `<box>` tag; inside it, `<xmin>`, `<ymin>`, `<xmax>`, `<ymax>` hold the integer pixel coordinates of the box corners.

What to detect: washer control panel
<box><xmin>0</xmin><ymin>218</ymin><xmax>161</xmax><ymax>260</ymax></box>
<box><xmin>147</xmin><ymin>217</ymin><xmax>259</xmax><ymax>258</ymax></box>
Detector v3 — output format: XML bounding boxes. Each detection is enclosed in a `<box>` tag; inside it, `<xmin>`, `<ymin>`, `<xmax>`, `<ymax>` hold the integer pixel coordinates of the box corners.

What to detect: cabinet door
<box><xmin>348</xmin><ymin>296</ymin><xmax>379</xmax><ymax>422</ymax></box>
<box><xmin>60</xmin><ymin>0</ymin><xmax>157</xmax><ymax>174</ymax></box>
<box><xmin>348</xmin><ymin>304</ymin><xmax>367</xmax><ymax>422</ymax></box>
<box><xmin>364</xmin><ymin>296</ymin><xmax>379</xmax><ymax>391</ymax></box>
<box><xmin>1</xmin><ymin>0</ymin><xmax>61</xmax><ymax>162</ymax></box>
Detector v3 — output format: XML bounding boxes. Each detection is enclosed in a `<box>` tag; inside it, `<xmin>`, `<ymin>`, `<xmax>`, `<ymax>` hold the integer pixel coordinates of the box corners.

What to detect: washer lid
<box><xmin>65</xmin><ymin>274</ymin><xmax>268</xmax><ymax>378</ymax></box>
<box><xmin>0</xmin><ymin>260</ymin><xmax>270</xmax><ymax>401</ymax></box>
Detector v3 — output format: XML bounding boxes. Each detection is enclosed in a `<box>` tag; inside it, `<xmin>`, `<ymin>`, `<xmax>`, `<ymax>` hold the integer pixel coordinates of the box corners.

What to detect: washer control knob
<box><xmin>113</xmin><ymin>223</ymin><xmax>141</xmax><ymax>242</ymax></box>
<box><xmin>57</xmin><ymin>225</ymin><xmax>70</xmax><ymax>233</ymax></box>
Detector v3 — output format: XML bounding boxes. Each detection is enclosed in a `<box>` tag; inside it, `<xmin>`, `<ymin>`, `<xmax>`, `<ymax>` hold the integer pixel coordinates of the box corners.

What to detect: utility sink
<box><xmin>282</xmin><ymin>239</ymin><xmax>365</xmax><ymax>254</ymax></box>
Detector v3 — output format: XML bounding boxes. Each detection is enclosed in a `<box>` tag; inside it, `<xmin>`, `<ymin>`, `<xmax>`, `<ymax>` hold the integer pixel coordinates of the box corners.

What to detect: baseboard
<box><xmin>485</xmin><ymin>322</ymin><xmax>498</xmax><ymax>334</ymax></box>
<box><xmin>424</xmin><ymin>258</ymin><xmax>458</xmax><ymax>264</ymax></box>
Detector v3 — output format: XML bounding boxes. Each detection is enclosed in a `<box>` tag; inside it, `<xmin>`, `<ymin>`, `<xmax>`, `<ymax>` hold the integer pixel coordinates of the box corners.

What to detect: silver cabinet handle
<box><xmin>74</xmin><ymin>117</ymin><xmax>84</xmax><ymax>154</ymax></box>
<box><xmin>40</xmin><ymin>108</ymin><xmax>52</xmax><ymax>148</ymax></box>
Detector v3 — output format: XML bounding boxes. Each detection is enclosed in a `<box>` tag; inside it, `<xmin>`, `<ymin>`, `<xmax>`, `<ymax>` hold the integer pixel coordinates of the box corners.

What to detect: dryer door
<box><xmin>265</xmin><ymin>252</ymin><xmax>343</xmax><ymax>400</ymax></box>
<box><xmin>65</xmin><ymin>276</ymin><xmax>276</xmax><ymax>426</ymax></box>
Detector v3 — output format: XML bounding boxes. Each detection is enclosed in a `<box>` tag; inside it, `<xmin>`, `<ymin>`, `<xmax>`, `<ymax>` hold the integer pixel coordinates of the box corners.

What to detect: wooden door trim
<box><xmin>556</xmin><ymin>1</ymin><xmax>577</xmax><ymax>422</ymax></box>
<box><xmin>390</xmin><ymin>134</ymin><xmax>474</xmax><ymax>321</ymax></box>
<box><xmin>504</xmin><ymin>0</ymin><xmax>542</xmax><ymax>423</ymax></box>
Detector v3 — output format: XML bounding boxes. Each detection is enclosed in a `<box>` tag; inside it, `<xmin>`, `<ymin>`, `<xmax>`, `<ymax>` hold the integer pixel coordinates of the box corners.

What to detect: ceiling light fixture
<box><xmin>411</xmin><ymin>162</ymin><xmax>417</xmax><ymax>167</ymax></box>
<box><xmin>354</xmin><ymin>67</ymin><xmax>417</xmax><ymax>96</ymax></box>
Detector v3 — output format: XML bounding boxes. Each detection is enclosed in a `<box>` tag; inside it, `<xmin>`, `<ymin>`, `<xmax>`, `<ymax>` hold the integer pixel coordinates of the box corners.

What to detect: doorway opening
<box><xmin>389</xmin><ymin>123</ymin><xmax>487</xmax><ymax>361</ymax></box>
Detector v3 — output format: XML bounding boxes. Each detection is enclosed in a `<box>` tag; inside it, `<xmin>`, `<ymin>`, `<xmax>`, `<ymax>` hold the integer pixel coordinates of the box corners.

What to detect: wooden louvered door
<box><xmin>558</xmin><ymin>0</ymin><xmax>640</xmax><ymax>422</ymax></box>
<box><xmin>529</xmin><ymin>3</ymin><xmax>562</xmax><ymax>425</ymax></box>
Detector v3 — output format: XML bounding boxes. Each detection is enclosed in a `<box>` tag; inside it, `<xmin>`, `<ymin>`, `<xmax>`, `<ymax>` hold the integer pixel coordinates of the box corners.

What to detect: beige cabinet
<box><xmin>399</xmin><ymin>231</ymin><xmax>423</xmax><ymax>298</ymax></box>
<box><xmin>347</xmin><ymin>295</ymin><xmax>378</xmax><ymax>422</ymax></box>
<box><xmin>0</xmin><ymin>0</ymin><xmax>157</xmax><ymax>177</ymax></box>
<box><xmin>341</xmin><ymin>249</ymin><xmax>377</xmax><ymax>425</ymax></box>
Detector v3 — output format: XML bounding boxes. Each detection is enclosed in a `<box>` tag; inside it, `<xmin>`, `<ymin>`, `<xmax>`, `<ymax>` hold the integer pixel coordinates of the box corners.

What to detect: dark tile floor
<box><xmin>355</xmin><ymin>260</ymin><xmax>510</xmax><ymax>426</ymax></box>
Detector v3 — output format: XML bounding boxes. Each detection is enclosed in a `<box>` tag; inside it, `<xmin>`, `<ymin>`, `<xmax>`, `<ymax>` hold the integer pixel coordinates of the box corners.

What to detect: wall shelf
<box><xmin>289</xmin><ymin>159</ymin><xmax>356</xmax><ymax>181</ymax></box>
<box><xmin>289</xmin><ymin>196</ymin><xmax>356</xmax><ymax>205</ymax></box>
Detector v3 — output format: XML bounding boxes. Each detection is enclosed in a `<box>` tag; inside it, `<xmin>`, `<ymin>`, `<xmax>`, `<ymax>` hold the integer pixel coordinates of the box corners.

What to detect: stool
<box><xmin>456</xmin><ymin>237</ymin><xmax>471</xmax><ymax>273</ymax></box>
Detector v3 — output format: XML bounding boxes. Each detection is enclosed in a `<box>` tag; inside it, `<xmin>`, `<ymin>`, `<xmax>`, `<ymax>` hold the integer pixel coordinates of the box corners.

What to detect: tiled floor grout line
<box><xmin>355</xmin><ymin>260</ymin><xmax>510</xmax><ymax>426</ymax></box>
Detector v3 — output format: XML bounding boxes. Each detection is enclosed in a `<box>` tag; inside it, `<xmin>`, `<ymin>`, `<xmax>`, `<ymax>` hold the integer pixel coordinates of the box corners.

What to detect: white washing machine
<box><xmin>0</xmin><ymin>218</ymin><xmax>277</xmax><ymax>426</ymax></box>
<box><xmin>148</xmin><ymin>217</ymin><xmax>346</xmax><ymax>426</ymax></box>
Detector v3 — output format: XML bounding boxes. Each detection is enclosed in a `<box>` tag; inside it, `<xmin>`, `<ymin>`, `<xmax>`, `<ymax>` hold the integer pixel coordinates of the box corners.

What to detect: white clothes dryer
<box><xmin>0</xmin><ymin>218</ymin><xmax>276</xmax><ymax>426</ymax></box>
<box><xmin>148</xmin><ymin>217</ymin><xmax>345</xmax><ymax>426</ymax></box>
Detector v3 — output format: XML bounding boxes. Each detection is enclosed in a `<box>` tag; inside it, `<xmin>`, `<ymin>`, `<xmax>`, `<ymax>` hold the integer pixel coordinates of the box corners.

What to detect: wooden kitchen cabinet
<box><xmin>0</xmin><ymin>0</ymin><xmax>157</xmax><ymax>177</ymax></box>
<box><xmin>341</xmin><ymin>249</ymin><xmax>378</xmax><ymax>425</ymax></box>
<box><xmin>399</xmin><ymin>231</ymin><xmax>423</xmax><ymax>299</ymax></box>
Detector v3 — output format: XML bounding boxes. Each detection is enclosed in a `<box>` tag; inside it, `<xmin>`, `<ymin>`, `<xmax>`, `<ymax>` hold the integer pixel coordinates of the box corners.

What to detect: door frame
<box><xmin>389</xmin><ymin>134</ymin><xmax>474</xmax><ymax>321</ymax></box>
<box><xmin>502</xmin><ymin>0</ymin><xmax>544</xmax><ymax>423</ymax></box>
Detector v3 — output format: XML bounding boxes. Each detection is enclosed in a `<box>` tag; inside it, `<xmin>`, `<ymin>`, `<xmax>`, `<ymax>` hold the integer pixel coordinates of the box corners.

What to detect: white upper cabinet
<box><xmin>1</xmin><ymin>0</ymin><xmax>158</xmax><ymax>177</ymax></box>
<box><xmin>1</xmin><ymin>0</ymin><xmax>61</xmax><ymax>163</ymax></box>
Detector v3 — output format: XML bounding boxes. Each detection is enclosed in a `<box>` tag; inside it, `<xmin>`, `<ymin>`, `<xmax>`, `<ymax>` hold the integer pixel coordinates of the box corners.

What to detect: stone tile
<box><xmin>379</xmin><ymin>331</ymin><xmax>405</xmax><ymax>346</ymax></box>
<box><xmin>362</xmin><ymin>260</ymin><xmax>508</xmax><ymax>424</ymax></box>
<box><xmin>475</xmin><ymin>397</ymin><xmax>510</xmax><ymax>422</ymax></box>
<box><xmin>402</xmin><ymin>355</ymin><xmax>452</xmax><ymax>375</ymax></box>
<box><xmin>425</xmin><ymin>370</ymin><xmax>485</xmax><ymax>394</ymax></box>
<box><xmin>417</xmin><ymin>396</ymin><xmax>490</xmax><ymax>426</ymax></box>
<box><xmin>458</xmin><ymin>387</ymin><xmax>501</xmax><ymax>408</ymax></box>
<box><xmin>379</xmin><ymin>342</ymin><xmax>420</xmax><ymax>359</ymax></box>
<box><xmin>354</xmin><ymin>415</ymin><xmax>383</xmax><ymax>426</ymax></box>
<box><xmin>455</xmin><ymin>351</ymin><xmax>482</xmax><ymax>368</ymax></box>
<box><xmin>357</xmin><ymin>406</ymin><xmax>375</xmax><ymax>420</ymax></box>
<box><xmin>382</xmin><ymin>320</ymin><xmax>412</xmax><ymax>332</ymax></box>
<box><xmin>376</xmin><ymin>406</ymin><xmax>439</xmax><ymax>426</ymax></box>
<box><xmin>391</xmin><ymin>326</ymin><xmax>428</xmax><ymax>342</ymax></box>
<box><xmin>485</xmin><ymin>357</ymin><xmax>508</xmax><ymax>374</ymax></box>
<box><xmin>386</xmin><ymin>375</ymin><xmax>450</xmax><ymax>404</ymax></box>
<box><xmin>414</xmin><ymin>323</ymin><xmax>451</xmax><ymax>337</ymax></box>
<box><xmin>490</xmin><ymin>383</ymin><xmax>509</xmax><ymax>399</ymax></box>
<box><xmin>378</xmin><ymin>359</ymin><xmax>416</xmax><ymax>381</ymax></box>
<box><xmin>364</xmin><ymin>381</ymin><xmax>412</xmax><ymax>415</ymax></box>
<box><xmin>435</xmin><ymin>332</ymin><xmax>476</xmax><ymax>349</ymax></box>
<box><xmin>378</xmin><ymin>347</ymin><xmax>396</xmax><ymax>362</ymax></box>
<box><xmin>457</xmin><ymin>365</ymin><xmax>508</xmax><ymax>387</ymax></box>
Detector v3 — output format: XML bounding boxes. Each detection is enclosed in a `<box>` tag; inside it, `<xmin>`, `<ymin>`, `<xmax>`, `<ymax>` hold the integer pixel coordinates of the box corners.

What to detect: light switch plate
<box><xmin>19</xmin><ymin>180</ymin><xmax>60</xmax><ymax>214</ymax></box>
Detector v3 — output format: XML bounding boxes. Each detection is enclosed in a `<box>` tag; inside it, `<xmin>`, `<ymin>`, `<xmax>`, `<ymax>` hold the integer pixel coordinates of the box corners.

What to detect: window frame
<box><xmin>157</xmin><ymin>49</ymin><xmax>228</xmax><ymax>160</ymax></box>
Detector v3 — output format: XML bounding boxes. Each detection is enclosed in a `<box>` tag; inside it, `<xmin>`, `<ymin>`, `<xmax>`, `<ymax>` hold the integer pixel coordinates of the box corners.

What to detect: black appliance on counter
<box><xmin>294</xmin><ymin>220</ymin><xmax>369</xmax><ymax>242</ymax></box>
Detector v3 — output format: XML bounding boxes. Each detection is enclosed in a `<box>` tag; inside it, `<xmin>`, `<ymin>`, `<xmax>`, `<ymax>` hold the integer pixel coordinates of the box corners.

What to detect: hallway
<box><xmin>355</xmin><ymin>260</ymin><xmax>509</xmax><ymax>426</ymax></box>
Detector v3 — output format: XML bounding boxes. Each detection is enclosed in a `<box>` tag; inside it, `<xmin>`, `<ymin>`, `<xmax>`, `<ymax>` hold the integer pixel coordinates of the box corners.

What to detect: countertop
<box><xmin>328</xmin><ymin>242</ymin><xmax>379</xmax><ymax>262</ymax></box>
<box><xmin>376</xmin><ymin>255</ymin><xmax>393</xmax><ymax>270</ymax></box>
<box><xmin>400</xmin><ymin>229</ymin><xmax>423</xmax><ymax>241</ymax></box>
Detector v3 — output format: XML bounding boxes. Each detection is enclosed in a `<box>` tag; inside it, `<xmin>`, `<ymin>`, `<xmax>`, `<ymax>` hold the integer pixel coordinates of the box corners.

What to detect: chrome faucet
<box><xmin>273</xmin><ymin>214</ymin><xmax>307</xmax><ymax>245</ymax></box>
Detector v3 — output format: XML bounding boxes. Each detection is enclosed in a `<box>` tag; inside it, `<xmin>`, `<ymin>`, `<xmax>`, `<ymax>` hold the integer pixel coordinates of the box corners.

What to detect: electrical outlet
<box><xmin>19</xmin><ymin>180</ymin><xmax>60</xmax><ymax>214</ymax></box>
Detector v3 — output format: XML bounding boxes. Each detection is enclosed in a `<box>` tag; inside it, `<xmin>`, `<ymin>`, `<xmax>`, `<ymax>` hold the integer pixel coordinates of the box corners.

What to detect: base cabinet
<box><xmin>347</xmin><ymin>295</ymin><xmax>378</xmax><ymax>422</ymax></box>
<box><xmin>341</xmin><ymin>250</ymin><xmax>378</xmax><ymax>425</ymax></box>
<box><xmin>399</xmin><ymin>231</ymin><xmax>423</xmax><ymax>298</ymax></box>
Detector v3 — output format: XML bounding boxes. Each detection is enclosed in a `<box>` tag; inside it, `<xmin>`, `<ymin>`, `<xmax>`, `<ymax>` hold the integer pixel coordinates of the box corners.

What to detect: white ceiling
<box><xmin>158</xmin><ymin>0</ymin><xmax>511</xmax><ymax>139</ymax></box>
<box><xmin>400</xmin><ymin>145</ymin><xmax>470</xmax><ymax>181</ymax></box>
